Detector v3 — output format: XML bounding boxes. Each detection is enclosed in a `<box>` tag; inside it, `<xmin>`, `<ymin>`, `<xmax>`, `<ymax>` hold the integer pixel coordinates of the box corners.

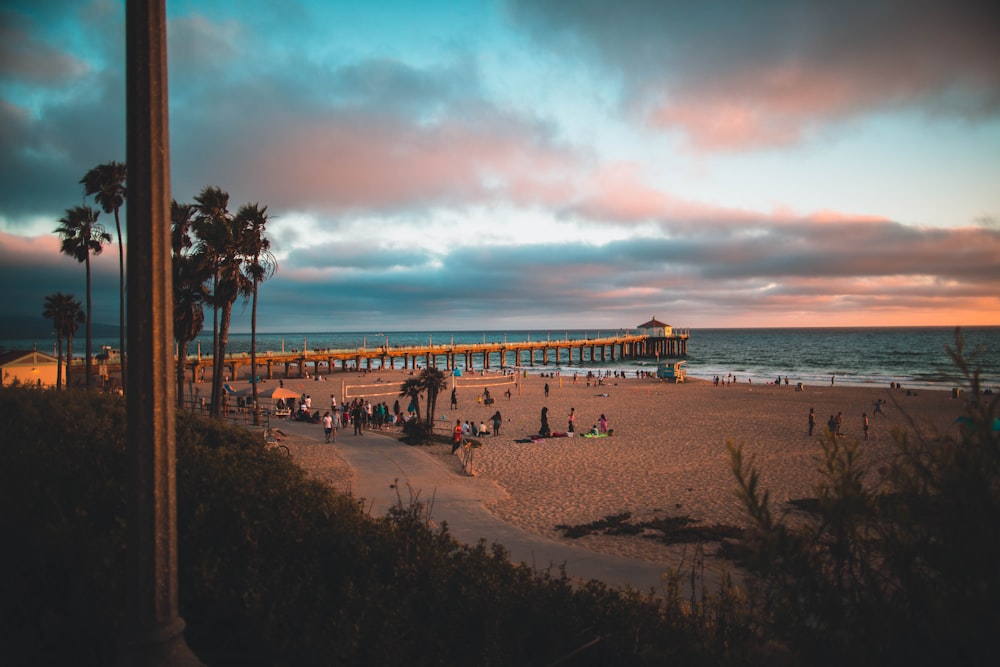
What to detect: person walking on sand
<box><xmin>567</xmin><ymin>407</ymin><xmax>575</xmax><ymax>434</ymax></box>
<box><xmin>322</xmin><ymin>411</ymin><xmax>333</xmax><ymax>443</ymax></box>
<box><xmin>451</xmin><ymin>388</ymin><xmax>458</xmax><ymax>409</ymax></box>
<box><xmin>352</xmin><ymin>403</ymin><xmax>364</xmax><ymax>436</ymax></box>
<box><xmin>808</xmin><ymin>408</ymin><xmax>816</xmax><ymax>436</ymax></box>
<box><xmin>835</xmin><ymin>411</ymin><xmax>844</xmax><ymax>436</ymax></box>
<box><xmin>492</xmin><ymin>410</ymin><xmax>502</xmax><ymax>436</ymax></box>
<box><xmin>863</xmin><ymin>413</ymin><xmax>870</xmax><ymax>440</ymax></box>
<box><xmin>452</xmin><ymin>419</ymin><xmax>464</xmax><ymax>454</ymax></box>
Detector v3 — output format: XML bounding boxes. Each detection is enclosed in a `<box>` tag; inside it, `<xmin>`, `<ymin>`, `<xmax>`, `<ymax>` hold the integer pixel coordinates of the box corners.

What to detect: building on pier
<box><xmin>637</xmin><ymin>316</ymin><xmax>687</xmax><ymax>358</ymax></box>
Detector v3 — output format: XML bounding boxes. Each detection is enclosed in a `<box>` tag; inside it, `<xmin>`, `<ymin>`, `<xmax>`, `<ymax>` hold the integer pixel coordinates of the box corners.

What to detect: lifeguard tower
<box><xmin>656</xmin><ymin>360</ymin><xmax>687</xmax><ymax>383</ymax></box>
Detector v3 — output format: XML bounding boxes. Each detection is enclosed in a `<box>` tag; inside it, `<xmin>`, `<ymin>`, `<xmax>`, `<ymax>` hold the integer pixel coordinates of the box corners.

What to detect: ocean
<box><xmin>7</xmin><ymin>326</ymin><xmax>998</xmax><ymax>392</ymax></box>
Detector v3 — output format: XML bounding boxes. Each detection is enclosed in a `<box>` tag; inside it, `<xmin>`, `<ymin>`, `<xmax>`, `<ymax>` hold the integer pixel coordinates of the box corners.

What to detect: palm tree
<box><xmin>54</xmin><ymin>204</ymin><xmax>111</xmax><ymax>390</ymax></box>
<box><xmin>81</xmin><ymin>161</ymin><xmax>127</xmax><ymax>392</ymax></box>
<box><xmin>42</xmin><ymin>292</ymin><xmax>84</xmax><ymax>390</ymax></box>
<box><xmin>400</xmin><ymin>378</ymin><xmax>423</xmax><ymax>423</ymax></box>
<box><xmin>234</xmin><ymin>203</ymin><xmax>276</xmax><ymax>423</ymax></box>
<box><xmin>171</xmin><ymin>201</ymin><xmax>208</xmax><ymax>408</ymax></box>
<box><xmin>418</xmin><ymin>367</ymin><xmax>448</xmax><ymax>425</ymax></box>
<box><xmin>192</xmin><ymin>187</ymin><xmax>252</xmax><ymax>417</ymax></box>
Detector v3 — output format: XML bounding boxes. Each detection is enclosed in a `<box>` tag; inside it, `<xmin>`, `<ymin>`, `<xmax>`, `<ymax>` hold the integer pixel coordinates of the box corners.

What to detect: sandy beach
<box><xmin>220</xmin><ymin>369</ymin><xmax>972</xmax><ymax>567</ymax></box>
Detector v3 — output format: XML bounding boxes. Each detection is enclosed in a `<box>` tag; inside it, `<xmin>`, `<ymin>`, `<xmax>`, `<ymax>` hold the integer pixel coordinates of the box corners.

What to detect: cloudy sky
<box><xmin>2</xmin><ymin>0</ymin><xmax>999</xmax><ymax>334</ymax></box>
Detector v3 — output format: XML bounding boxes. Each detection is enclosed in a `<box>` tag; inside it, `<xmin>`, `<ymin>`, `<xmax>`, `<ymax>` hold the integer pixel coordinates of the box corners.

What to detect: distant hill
<box><xmin>0</xmin><ymin>316</ymin><xmax>119</xmax><ymax>340</ymax></box>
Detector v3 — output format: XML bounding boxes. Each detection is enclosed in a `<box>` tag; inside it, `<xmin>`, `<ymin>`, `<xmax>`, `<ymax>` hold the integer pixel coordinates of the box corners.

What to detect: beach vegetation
<box><xmin>556</xmin><ymin>511</ymin><xmax>744</xmax><ymax>545</ymax></box>
<box><xmin>235</xmin><ymin>202</ymin><xmax>277</xmax><ymax>422</ymax></box>
<box><xmin>171</xmin><ymin>200</ymin><xmax>209</xmax><ymax>408</ymax></box>
<box><xmin>192</xmin><ymin>186</ymin><xmax>246</xmax><ymax>416</ymax></box>
<box><xmin>398</xmin><ymin>368</ymin><xmax>450</xmax><ymax>443</ymax></box>
<box><xmin>80</xmin><ymin>161</ymin><xmax>128</xmax><ymax>394</ymax></box>
<box><xmin>728</xmin><ymin>332</ymin><xmax>999</xmax><ymax>666</ymax></box>
<box><xmin>418</xmin><ymin>366</ymin><xmax>448</xmax><ymax>425</ymax></box>
<box><xmin>42</xmin><ymin>291</ymin><xmax>84</xmax><ymax>390</ymax></box>
<box><xmin>53</xmin><ymin>204</ymin><xmax>111</xmax><ymax>389</ymax></box>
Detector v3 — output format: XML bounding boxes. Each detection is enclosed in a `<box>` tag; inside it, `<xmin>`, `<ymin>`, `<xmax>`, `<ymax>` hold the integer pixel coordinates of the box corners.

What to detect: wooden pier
<box><xmin>179</xmin><ymin>331</ymin><xmax>689</xmax><ymax>383</ymax></box>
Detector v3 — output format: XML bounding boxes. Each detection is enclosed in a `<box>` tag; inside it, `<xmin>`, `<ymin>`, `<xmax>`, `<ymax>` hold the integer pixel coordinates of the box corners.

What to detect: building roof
<box><xmin>637</xmin><ymin>317</ymin><xmax>670</xmax><ymax>329</ymax></box>
<box><xmin>0</xmin><ymin>349</ymin><xmax>59</xmax><ymax>366</ymax></box>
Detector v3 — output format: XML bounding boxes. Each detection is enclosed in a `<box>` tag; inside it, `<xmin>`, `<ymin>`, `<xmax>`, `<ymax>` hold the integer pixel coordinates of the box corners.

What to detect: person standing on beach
<box><xmin>322</xmin><ymin>411</ymin><xmax>333</xmax><ymax>443</ymax></box>
<box><xmin>863</xmin><ymin>413</ymin><xmax>870</xmax><ymax>440</ymax></box>
<box><xmin>539</xmin><ymin>407</ymin><xmax>551</xmax><ymax>437</ymax></box>
<box><xmin>352</xmin><ymin>403</ymin><xmax>364</xmax><ymax>436</ymax></box>
<box><xmin>452</xmin><ymin>419</ymin><xmax>464</xmax><ymax>454</ymax></box>
<box><xmin>451</xmin><ymin>388</ymin><xmax>457</xmax><ymax>409</ymax></box>
<box><xmin>827</xmin><ymin>414</ymin><xmax>837</xmax><ymax>435</ymax></box>
<box><xmin>567</xmin><ymin>407</ymin><xmax>575</xmax><ymax>434</ymax></box>
<box><xmin>544</xmin><ymin>382</ymin><xmax>549</xmax><ymax>397</ymax></box>
<box><xmin>835</xmin><ymin>411</ymin><xmax>844</xmax><ymax>436</ymax></box>
<box><xmin>492</xmin><ymin>410</ymin><xmax>502</xmax><ymax>436</ymax></box>
<box><xmin>808</xmin><ymin>408</ymin><xmax>816</xmax><ymax>436</ymax></box>
<box><xmin>599</xmin><ymin>414</ymin><xmax>608</xmax><ymax>434</ymax></box>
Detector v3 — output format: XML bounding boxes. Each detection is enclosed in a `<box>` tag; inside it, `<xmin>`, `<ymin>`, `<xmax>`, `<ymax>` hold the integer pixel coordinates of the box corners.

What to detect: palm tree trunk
<box><xmin>250</xmin><ymin>282</ymin><xmax>259</xmax><ymax>425</ymax></box>
<box><xmin>85</xmin><ymin>254</ymin><xmax>93</xmax><ymax>390</ymax></box>
<box><xmin>211</xmin><ymin>274</ymin><xmax>221</xmax><ymax>415</ymax></box>
<box><xmin>66</xmin><ymin>333</ymin><xmax>74</xmax><ymax>387</ymax></box>
<box><xmin>115</xmin><ymin>209</ymin><xmax>127</xmax><ymax>394</ymax></box>
<box><xmin>55</xmin><ymin>336</ymin><xmax>64</xmax><ymax>390</ymax></box>
<box><xmin>176</xmin><ymin>341</ymin><xmax>189</xmax><ymax>409</ymax></box>
<box><xmin>211</xmin><ymin>301</ymin><xmax>234</xmax><ymax>417</ymax></box>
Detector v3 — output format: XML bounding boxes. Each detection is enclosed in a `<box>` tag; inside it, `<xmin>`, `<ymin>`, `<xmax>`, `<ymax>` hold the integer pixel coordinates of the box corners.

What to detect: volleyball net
<box><xmin>341</xmin><ymin>373</ymin><xmax>519</xmax><ymax>402</ymax></box>
<box><xmin>341</xmin><ymin>380</ymin><xmax>404</xmax><ymax>402</ymax></box>
<box><xmin>452</xmin><ymin>373</ymin><xmax>519</xmax><ymax>393</ymax></box>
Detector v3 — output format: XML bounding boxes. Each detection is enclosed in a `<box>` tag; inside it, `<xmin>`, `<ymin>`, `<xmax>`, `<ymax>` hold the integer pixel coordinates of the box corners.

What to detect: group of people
<box><xmin>451</xmin><ymin>410</ymin><xmax>504</xmax><ymax>452</ymax></box>
<box><xmin>808</xmin><ymin>403</ymin><xmax>884</xmax><ymax>440</ymax></box>
<box><xmin>537</xmin><ymin>406</ymin><xmax>610</xmax><ymax>438</ymax></box>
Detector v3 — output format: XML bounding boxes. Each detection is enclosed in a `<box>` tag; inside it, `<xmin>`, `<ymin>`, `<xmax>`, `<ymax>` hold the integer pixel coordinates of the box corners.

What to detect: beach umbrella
<box><xmin>237</xmin><ymin>385</ymin><xmax>300</xmax><ymax>400</ymax></box>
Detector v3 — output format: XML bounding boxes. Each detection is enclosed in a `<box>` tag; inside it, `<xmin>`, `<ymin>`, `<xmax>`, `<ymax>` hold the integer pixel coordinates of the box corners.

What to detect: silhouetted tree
<box><xmin>81</xmin><ymin>161</ymin><xmax>127</xmax><ymax>392</ymax></box>
<box><xmin>42</xmin><ymin>292</ymin><xmax>84</xmax><ymax>390</ymax></box>
<box><xmin>234</xmin><ymin>203</ymin><xmax>276</xmax><ymax>422</ymax></box>
<box><xmin>54</xmin><ymin>205</ymin><xmax>111</xmax><ymax>389</ymax></box>
<box><xmin>171</xmin><ymin>201</ymin><xmax>208</xmax><ymax>408</ymax></box>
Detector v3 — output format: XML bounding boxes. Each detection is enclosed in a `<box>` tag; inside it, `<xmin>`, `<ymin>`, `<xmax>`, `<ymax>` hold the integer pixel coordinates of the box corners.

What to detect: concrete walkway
<box><xmin>277</xmin><ymin>420</ymin><xmax>672</xmax><ymax>594</ymax></box>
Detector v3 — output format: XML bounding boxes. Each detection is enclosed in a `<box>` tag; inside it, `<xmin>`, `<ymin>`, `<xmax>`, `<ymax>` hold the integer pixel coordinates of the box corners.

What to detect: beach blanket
<box><xmin>582</xmin><ymin>432</ymin><xmax>610</xmax><ymax>438</ymax></box>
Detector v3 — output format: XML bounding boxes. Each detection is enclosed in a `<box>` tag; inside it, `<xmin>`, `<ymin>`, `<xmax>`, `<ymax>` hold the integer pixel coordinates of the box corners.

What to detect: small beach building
<box><xmin>0</xmin><ymin>349</ymin><xmax>60</xmax><ymax>388</ymax></box>
<box><xmin>635</xmin><ymin>316</ymin><xmax>688</xmax><ymax>358</ymax></box>
<box><xmin>637</xmin><ymin>317</ymin><xmax>673</xmax><ymax>337</ymax></box>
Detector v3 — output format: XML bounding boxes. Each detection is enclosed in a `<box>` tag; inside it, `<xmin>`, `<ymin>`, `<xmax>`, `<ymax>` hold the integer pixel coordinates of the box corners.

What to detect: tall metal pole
<box><xmin>119</xmin><ymin>0</ymin><xmax>202</xmax><ymax>664</ymax></box>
